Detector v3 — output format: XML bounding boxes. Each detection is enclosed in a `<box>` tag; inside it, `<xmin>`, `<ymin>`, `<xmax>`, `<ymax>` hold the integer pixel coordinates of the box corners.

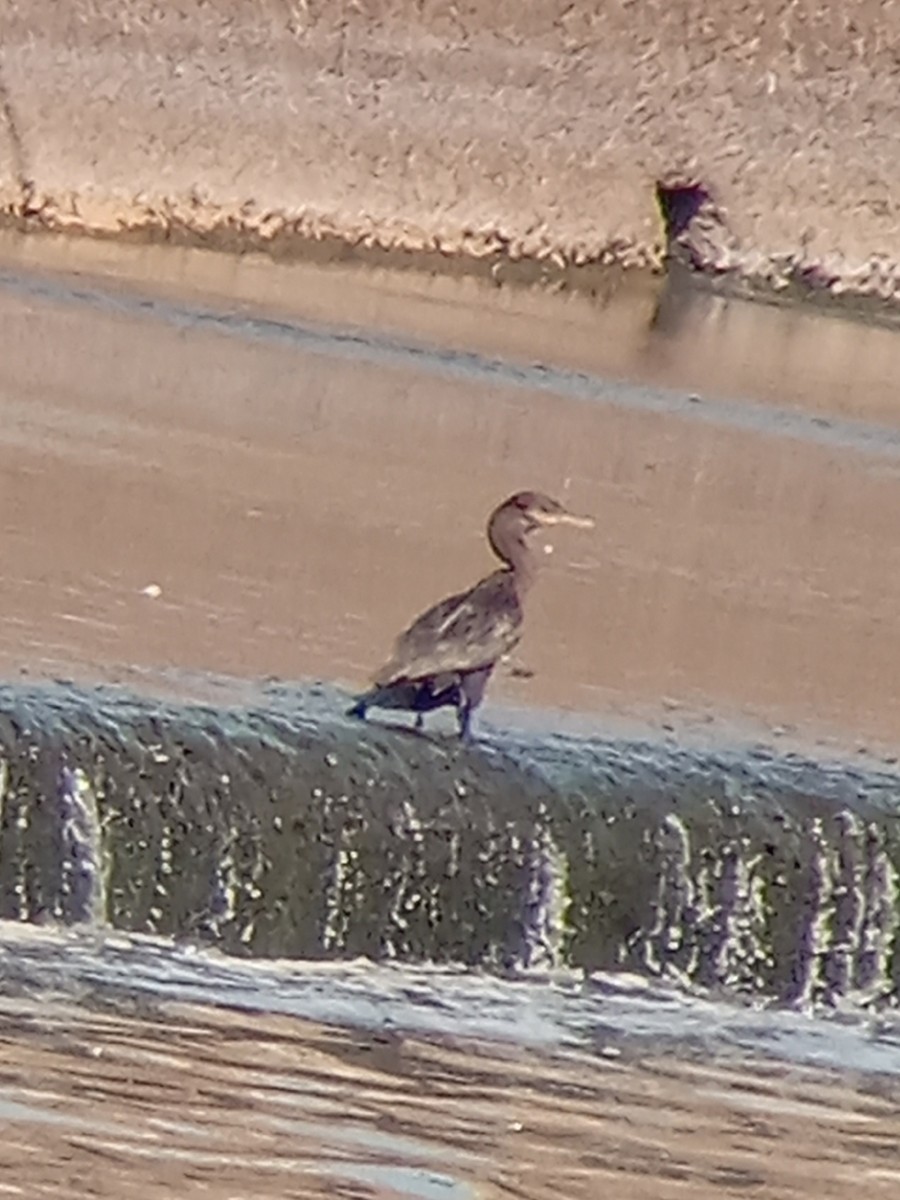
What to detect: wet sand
<box><xmin>2</xmin><ymin>1</ymin><xmax>900</xmax><ymax>306</ymax></box>
<box><xmin>1</xmin><ymin>234</ymin><xmax>900</xmax><ymax>753</ymax></box>
<box><xmin>2</xmin><ymin>990</ymin><xmax>899</xmax><ymax>1200</ymax></box>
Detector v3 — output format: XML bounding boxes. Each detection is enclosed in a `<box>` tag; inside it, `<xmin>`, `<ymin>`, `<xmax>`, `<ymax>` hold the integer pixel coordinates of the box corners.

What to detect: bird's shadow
<box><xmin>348</xmin><ymin>714</ymin><xmax>458</xmax><ymax>747</ymax></box>
<box><xmin>345</xmin><ymin>716</ymin><xmax>517</xmax><ymax>769</ymax></box>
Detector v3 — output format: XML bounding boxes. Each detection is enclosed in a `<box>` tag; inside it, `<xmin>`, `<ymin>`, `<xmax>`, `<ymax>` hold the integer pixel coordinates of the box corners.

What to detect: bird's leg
<box><xmin>414</xmin><ymin>713</ymin><xmax>425</xmax><ymax>731</ymax></box>
<box><xmin>347</xmin><ymin>677</ymin><xmax>461</xmax><ymax>732</ymax></box>
<box><xmin>458</xmin><ymin>705</ymin><xmax>473</xmax><ymax>741</ymax></box>
<box><xmin>456</xmin><ymin>666</ymin><xmax>494</xmax><ymax>741</ymax></box>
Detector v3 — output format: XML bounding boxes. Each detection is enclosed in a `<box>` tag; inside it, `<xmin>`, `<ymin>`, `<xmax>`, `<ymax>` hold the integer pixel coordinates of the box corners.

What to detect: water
<box><xmin>1</xmin><ymin>921</ymin><xmax>899</xmax><ymax>1197</ymax></box>
<box><xmin>1</xmin><ymin>233</ymin><xmax>900</xmax><ymax>1195</ymax></box>
<box><xmin>3</xmin><ymin>922</ymin><xmax>900</xmax><ymax>1078</ymax></box>
<box><xmin>0</xmin><ymin>678</ymin><xmax>897</xmax><ymax>1001</ymax></box>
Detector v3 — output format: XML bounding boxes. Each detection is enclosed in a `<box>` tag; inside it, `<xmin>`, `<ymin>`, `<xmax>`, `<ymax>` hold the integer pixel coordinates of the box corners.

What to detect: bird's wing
<box><xmin>373</xmin><ymin>572</ymin><xmax>523</xmax><ymax>685</ymax></box>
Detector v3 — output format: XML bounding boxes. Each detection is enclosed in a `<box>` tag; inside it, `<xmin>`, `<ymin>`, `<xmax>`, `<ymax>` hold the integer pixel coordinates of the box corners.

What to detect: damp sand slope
<box><xmin>1</xmin><ymin>1</ymin><xmax>900</xmax><ymax>303</ymax></box>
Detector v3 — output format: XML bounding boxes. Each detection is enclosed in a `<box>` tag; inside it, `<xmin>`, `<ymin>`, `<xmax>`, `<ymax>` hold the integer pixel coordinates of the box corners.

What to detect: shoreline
<box><xmin>3</xmin><ymin>2</ymin><xmax>900</xmax><ymax>326</ymax></box>
<box><xmin>6</xmin><ymin>210</ymin><xmax>900</xmax><ymax>336</ymax></box>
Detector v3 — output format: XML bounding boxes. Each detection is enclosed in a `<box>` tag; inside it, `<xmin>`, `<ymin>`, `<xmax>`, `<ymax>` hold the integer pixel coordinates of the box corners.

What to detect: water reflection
<box><xmin>645</xmin><ymin>265</ymin><xmax>900</xmax><ymax>425</ymax></box>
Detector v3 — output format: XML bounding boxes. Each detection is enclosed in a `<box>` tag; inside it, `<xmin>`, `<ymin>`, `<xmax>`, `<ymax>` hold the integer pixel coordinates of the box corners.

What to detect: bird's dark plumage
<box><xmin>347</xmin><ymin>491</ymin><xmax>593</xmax><ymax>738</ymax></box>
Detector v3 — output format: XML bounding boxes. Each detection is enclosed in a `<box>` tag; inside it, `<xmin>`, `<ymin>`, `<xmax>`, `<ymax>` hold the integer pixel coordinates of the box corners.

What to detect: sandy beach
<box><xmin>1</xmin><ymin>1</ymin><xmax>900</xmax><ymax>305</ymax></box>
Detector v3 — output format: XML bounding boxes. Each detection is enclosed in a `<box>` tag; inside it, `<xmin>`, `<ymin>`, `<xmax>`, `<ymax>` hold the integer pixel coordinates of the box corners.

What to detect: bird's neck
<box><xmin>492</xmin><ymin>530</ymin><xmax>537</xmax><ymax>593</ymax></box>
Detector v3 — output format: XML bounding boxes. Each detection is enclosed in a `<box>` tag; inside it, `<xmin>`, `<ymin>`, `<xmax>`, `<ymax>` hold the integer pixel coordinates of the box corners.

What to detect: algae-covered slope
<box><xmin>0</xmin><ymin>681</ymin><xmax>896</xmax><ymax>1008</ymax></box>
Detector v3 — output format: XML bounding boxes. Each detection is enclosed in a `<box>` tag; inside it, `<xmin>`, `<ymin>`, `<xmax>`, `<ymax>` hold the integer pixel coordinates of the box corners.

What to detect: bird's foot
<box><xmin>346</xmin><ymin>698</ymin><xmax>368</xmax><ymax>720</ymax></box>
<box><xmin>457</xmin><ymin>707</ymin><xmax>474</xmax><ymax>741</ymax></box>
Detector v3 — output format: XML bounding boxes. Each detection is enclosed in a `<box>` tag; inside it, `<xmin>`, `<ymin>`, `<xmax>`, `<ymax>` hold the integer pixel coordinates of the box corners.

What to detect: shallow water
<box><xmin>4</xmin><ymin>923</ymin><xmax>900</xmax><ymax>1079</ymax></box>
<box><xmin>1</xmin><ymin>233</ymin><xmax>900</xmax><ymax>1196</ymax></box>
<box><xmin>2</xmin><ymin>923</ymin><xmax>900</xmax><ymax>1199</ymax></box>
<box><xmin>1</xmin><ymin>234</ymin><xmax>900</xmax><ymax>752</ymax></box>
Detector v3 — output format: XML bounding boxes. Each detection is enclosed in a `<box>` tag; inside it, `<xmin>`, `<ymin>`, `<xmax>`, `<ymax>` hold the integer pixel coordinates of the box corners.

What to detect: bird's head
<box><xmin>486</xmin><ymin>491</ymin><xmax>594</xmax><ymax>566</ymax></box>
<box><xmin>504</xmin><ymin>491</ymin><xmax>595</xmax><ymax>534</ymax></box>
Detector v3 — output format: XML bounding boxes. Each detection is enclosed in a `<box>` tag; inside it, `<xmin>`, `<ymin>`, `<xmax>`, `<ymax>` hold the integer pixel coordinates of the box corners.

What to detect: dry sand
<box><xmin>1</xmin><ymin>1</ymin><xmax>900</xmax><ymax>302</ymax></box>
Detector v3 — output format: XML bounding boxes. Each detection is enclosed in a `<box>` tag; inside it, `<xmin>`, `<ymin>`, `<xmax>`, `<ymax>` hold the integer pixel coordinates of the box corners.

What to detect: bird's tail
<box><xmin>346</xmin><ymin>690</ymin><xmax>374</xmax><ymax>719</ymax></box>
<box><xmin>346</xmin><ymin>682</ymin><xmax>412</xmax><ymax>719</ymax></box>
<box><xmin>347</xmin><ymin>678</ymin><xmax>460</xmax><ymax>721</ymax></box>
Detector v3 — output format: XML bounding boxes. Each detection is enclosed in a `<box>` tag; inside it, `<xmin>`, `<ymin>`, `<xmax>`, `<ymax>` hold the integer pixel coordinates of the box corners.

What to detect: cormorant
<box><xmin>346</xmin><ymin>491</ymin><xmax>593</xmax><ymax>738</ymax></box>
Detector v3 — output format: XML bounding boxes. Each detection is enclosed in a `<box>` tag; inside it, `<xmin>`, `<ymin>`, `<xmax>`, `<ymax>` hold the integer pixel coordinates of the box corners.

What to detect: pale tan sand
<box><xmin>0</xmin><ymin>2</ymin><xmax>899</xmax><ymax>300</ymax></box>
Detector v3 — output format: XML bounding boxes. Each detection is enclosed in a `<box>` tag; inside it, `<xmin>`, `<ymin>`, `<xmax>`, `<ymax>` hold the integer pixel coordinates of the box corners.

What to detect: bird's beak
<box><xmin>538</xmin><ymin>508</ymin><xmax>595</xmax><ymax>529</ymax></box>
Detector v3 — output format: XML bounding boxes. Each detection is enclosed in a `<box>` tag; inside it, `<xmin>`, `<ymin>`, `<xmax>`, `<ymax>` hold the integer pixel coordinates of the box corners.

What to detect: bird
<box><xmin>346</xmin><ymin>491</ymin><xmax>594</xmax><ymax>739</ymax></box>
